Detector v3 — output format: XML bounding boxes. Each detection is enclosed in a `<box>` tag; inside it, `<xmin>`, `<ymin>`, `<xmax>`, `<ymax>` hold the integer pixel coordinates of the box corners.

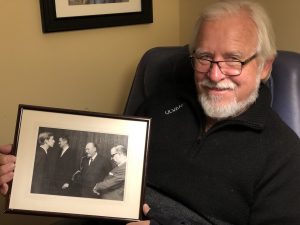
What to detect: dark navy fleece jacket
<box><xmin>137</xmin><ymin>84</ymin><xmax>300</xmax><ymax>225</ymax></box>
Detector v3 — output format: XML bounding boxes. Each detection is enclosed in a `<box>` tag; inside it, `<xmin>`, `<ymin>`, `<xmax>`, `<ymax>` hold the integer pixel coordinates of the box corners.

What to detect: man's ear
<box><xmin>260</xmin><ymin>57</ymin><xmax>275</xmax><ymax>81</ymax></box>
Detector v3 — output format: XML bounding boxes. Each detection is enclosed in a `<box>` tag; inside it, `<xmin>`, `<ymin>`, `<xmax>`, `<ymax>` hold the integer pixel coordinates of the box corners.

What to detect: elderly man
<box><xmin>1</xmin><ymin>0</ymin><xmax>300</xmax><ymax>225</ymax></box>
<box><xmin>93</xmin><ymin>145</ymin><xmax>127</xmax><ymax>201</ymax></box>
<box><xmin>127</xmin><ymin>1</ymin><xmax>300</xmax><ymax>225</ymax></box>
<box><xmin>70</xmin><ymin>142</ymin><xmax>112</xmax><ymax>198</ymax></box>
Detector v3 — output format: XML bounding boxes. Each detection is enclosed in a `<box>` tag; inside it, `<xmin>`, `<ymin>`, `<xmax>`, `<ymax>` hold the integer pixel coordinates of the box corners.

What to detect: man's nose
<box><xmin>207</xmin><ymin>63</ymin><xmax>225</xmax><ymax>82</ymax></box>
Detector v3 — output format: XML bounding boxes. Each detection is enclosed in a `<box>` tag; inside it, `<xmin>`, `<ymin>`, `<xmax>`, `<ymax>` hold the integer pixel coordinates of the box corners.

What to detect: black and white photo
<box><xmin>69</xmin><ymin>0</ymin><xmax>129</xmax><ymax>5</ymax></box>
<box><xmin>31</xmin><ymin>127</ymin><xmax>128</xmax><ymax>200</ymax></box>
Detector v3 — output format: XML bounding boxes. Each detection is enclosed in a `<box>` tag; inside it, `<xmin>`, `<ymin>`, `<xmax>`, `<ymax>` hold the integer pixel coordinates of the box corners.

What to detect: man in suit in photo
<box><xmin>93</xmin><ymin>145</ymin><xmax>127</xmax><ymax>201</ymax></box>
<box><xmin>51</xmin><ymin>135</ymin><xmax>78</xmax><ymax>196</ymax></box>
<box><xmin>72</xmin><ymin>142</ymin><xmax>112</xmax><ymax>198</ymax></box>
<box><xmin>31</xmin><ymin>131</ymin><xmax>55</xmax><ymax>194</ymax></box>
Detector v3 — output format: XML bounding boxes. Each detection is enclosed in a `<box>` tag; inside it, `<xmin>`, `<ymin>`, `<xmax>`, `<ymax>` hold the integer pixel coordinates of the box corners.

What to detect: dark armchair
<box><xmin>124</xmin><ymin>46</ymin><xmax>300</xmax><ymax>137</ymax></box>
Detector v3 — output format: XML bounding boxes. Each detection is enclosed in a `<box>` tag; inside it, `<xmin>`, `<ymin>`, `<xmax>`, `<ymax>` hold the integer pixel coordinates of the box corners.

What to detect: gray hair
<box><xmin>189</xmin><ymin>0</ymin><xmax>277</xmax><ymax>79</ymax></box>
<box><xmin>112</xmin><ymin>145</ymin><xmax>127</xmax><ymax>156</ymax></box>
<box><xmin>38</xmin><ymin>132</ymin><xmax>54</xmax><ymax>145</ymax></box>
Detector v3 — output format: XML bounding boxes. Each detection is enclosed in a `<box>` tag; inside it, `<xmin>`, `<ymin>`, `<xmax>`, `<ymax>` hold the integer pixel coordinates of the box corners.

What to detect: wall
<box><xmin>259</xmin><ymin>0</ymin><xmax>300</xmax><ymax>52</ymax></box>
<box><xmin>1</xmin><ymin>0</ymin><xmax>300</xmax><ymax>224</ymax></box>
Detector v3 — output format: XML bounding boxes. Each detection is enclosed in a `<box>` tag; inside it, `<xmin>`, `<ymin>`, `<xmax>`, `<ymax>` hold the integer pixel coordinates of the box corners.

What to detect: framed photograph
<box><xmin>6</xmin><ymin>104</ymin><xmax>150</xmax><ymax>222</ymax></box>
<box><xmin>40</xmin><ymin>0</ymin><xmax>153</xmax><ymax>33</ymax></box>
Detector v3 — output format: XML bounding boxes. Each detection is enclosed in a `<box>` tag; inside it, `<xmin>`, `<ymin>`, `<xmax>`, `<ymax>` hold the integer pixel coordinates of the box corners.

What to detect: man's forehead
<box><xmin>196</xmin><ymin>13</ymin><xmax>258</xmax><ymax>52</ymax></box>
<box><xmin>194</xmin><ymin>48</ymin><xmax>248</xmax><ymax>59</ymax></box>
<box><xmin>111</xmin><ymin>149</ymin><xmax>117</xmax><ymax>154</ymax></box>
<box><xmin>86</xmin><ymin>143</ymin><xmax>93</xmax><ymax>148</ymax></box>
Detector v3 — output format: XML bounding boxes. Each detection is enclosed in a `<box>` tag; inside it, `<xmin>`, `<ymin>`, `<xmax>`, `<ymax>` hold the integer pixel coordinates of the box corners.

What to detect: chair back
<box><xmin>268</xmin><ymin>51</ymin><xmax>300</xmax><ymax>137</ymax></box>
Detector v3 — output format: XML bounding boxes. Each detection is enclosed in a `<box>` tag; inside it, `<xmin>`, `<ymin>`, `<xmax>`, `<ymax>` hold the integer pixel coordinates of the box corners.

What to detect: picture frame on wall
<box><xmin>5</xmin><ymin>104</ymin><xmax>150</xmax><ymax>222</ymax></box>
<box><xmin>39</xmin><ymin>0</ymin><xmax>153</xmax><ymax>33</ymax></box>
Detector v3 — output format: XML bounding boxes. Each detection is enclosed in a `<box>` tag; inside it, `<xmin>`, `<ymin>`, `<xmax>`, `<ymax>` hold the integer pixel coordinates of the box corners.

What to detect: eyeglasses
<box><xmin>190</xmin><ymin>53</ymin><xmax>257</xmax><ymax>76</ymax></box>
<box><xmin>111</xmin><ymin>153</ymin><xmax>118</xmax><ymax>158</ymax></box>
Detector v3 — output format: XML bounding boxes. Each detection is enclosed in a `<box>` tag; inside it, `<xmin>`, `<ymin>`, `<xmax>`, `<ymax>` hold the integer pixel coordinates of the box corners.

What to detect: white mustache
<box><xmin>199</xmin><ymin>79</ymin><xmax>236</xmax><ymax>90</ymax></box>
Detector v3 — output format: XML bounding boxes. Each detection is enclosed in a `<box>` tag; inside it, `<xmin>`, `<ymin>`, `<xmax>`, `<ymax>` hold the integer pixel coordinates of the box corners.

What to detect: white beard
<box><xmin>197</xmin><ymin>75</ymin><xmax>261</xmax><ymax>119</ymax></box>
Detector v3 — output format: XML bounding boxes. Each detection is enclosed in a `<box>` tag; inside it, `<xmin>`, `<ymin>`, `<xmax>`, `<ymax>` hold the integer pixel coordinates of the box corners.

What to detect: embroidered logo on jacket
<box><xmin>164</xmin><ymin>104</ymin><xmax>184</xmax><ymax>115</ymax></box>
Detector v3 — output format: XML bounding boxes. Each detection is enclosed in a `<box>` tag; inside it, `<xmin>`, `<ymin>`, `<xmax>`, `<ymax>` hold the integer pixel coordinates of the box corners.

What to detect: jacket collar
<box><xmin>181</xmin><ymin>83</ymin><xmax>272</xmax><ymax>132</ymax></box>
<box><xmin>224</xmin><ymin>83</ymin><xmax>271</xmax><ymax>131</ymax></box>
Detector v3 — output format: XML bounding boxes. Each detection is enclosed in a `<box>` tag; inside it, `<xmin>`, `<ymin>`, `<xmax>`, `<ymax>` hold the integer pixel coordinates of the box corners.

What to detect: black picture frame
<box><xmin>39</xmin><ymin>0</ymin><xmax>153</xmax><ymax>33</ymax></box>
<box><xmin>6</xmin><ymin>104</ymin><xmax>150</xmax><ymax>222</ymax></box>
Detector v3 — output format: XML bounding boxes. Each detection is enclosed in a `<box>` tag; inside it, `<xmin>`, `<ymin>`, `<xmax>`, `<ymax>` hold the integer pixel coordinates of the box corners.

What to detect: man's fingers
<box><xmin>0</xmin><ymin>183</ymin><xmax>9</xmax><ymax>195</ymax></box>
<box><xmin>0</xmin><ymin>171</ymin><xmax>14</xmax><ymax>185</ymax></box>
<box><xmin>0</xmin><ymin>145</ymin><xmax>15</xmax><ymax>197</ymax></box>
<box><xmin>0</xmin><ymin>154</ymin><xmax>16</xmax><ymax>165</ymax></box>
<box><xmin>125</xmin><ymin>205</ymin><xmax>151</xmax><ymax>225</ymax></box>
<box><xmin>0</xmin><ymin>162</ymin><xmax>15</xmax><ymax>175</ymax></box>
<box><xmin>0</xmin><ymin>144</ymin><xmax>13</xmax><ymax>154</ymax></box>
<box><xmin>143</xmin><ymin>204</ymin><xmax>151</xmax><ymax>215</ymax></box>
<box><xmin>127</xmin><ymin>220</ymin><xmax>150</xmax><ymax>225</ymax></box>
<box><xmin>0</xmin><ymin>144</ymin><xmax>15</xmax><ymax>166</ymax></box>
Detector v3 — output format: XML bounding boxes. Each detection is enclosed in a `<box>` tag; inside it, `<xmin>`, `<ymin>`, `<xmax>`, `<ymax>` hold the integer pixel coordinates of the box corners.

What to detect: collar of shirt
<box><xmin>60</xmin><ymin>146</ymin><xmax>69</xmax><ymax>157</ymax></box>
<box><xmin>89</xmin><ymin>152</ymin><xmax>98</xmax><ymax>164</ymax></box>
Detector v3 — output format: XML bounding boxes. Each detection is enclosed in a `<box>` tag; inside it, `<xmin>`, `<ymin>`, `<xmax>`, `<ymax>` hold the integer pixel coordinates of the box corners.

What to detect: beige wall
<box><xmin>259</xmin><ymin>0</ymin><xmax>300</xmax><ymax>52</ymax></box>
<box><xmin>0</xmin><ymin>0</ymin><xmax>299</xmax><ymax>224</ymax></box>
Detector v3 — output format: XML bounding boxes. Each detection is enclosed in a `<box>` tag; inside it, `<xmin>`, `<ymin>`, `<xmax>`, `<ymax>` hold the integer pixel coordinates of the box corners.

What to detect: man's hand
<box><xmin>127</xmin><ymin>204</ymin><xmax>151</xmax><ymax>225</ymax></box>
<box><xmin>62</xmin><ymin>183</ymin><xmax>69</xmax><ymax>189</ymax></box>
<box><xmin>71</xmin><ymin>170</ymin><xmax>80</xmax><ymax>181</ymax></box>
<box><xmin>0</xmin><ymin>144</ymin><xmax>16</xmax><ymax>195</ymax></box>
<box><xmin>92</xmin><ymin>185</ymin><xmax>100</xmax><ymax>195</ymax></box>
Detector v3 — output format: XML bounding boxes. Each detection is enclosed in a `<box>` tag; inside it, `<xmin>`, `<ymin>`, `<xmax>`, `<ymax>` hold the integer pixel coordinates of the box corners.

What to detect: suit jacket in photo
<box><xmin>95</xmin><ymin>162</ymin><xmax>126</xmax><ymax>201</ymax></box>
<box><xmin>51</xmin><ymin>147</ymin><xmax>78</xmax><ymax>195</ymax></box>
<box><xmin>31</xmin><ymin>146</ymin><xmax>51</xmax><ymax>194</ymax></box>
<box><xmin>78</xmin><ymin>154</ymin><xmax>112</xmax><ymax>198</ymax></box>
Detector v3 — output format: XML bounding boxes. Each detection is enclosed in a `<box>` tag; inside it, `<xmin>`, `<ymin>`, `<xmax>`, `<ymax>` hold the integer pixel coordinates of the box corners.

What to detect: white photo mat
<box><xmin>55</xmin><ymin>0</ymin><xmax>142</xmax><ymax>18</ymax></box>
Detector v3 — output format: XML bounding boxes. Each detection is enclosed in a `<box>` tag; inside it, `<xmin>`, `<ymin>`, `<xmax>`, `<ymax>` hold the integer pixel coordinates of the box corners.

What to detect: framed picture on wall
<box><xmin>5</xmin><ymin>104</ymin><xmax>150</xmax><ymax>222</ymax></box>
<box><xmin>39</xmin><ymin>0</ymin><xmax>153</xmax><ymax>33</ymax></box>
